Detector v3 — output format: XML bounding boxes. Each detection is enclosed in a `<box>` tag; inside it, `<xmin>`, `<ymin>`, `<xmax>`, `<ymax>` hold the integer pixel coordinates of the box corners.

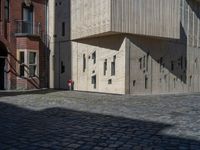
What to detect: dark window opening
<box><xmin>83</xmin><ymin>54</ymin><xmax>86</xmax><ymax>72</ymax></box>
<box><xmin>133</xmin><ymin>80</ymin><xmax>136</xmax><ymax>87</ymax></box>
<box><xmin>62</xmin><ymin>22</ymin><xmax>65</xmax><ymax>36</ymax></box>
<box><xmin>91</xmin><ymin>75</ymin><xmax>96</xmax><ymax>89</ymax></box>
<box><xmin>61</xmin><ymin>61</ymin><xmax>65</xmax><ymax>74</ymax></box>
<box><xmin>92</xmin><ymin>51</ymin><xmax>96</xmax><ymax>64</ymax></box>
<box><xmin>111</xmin><ymin>62</ymin><xmax>115</xmax><ymax>76</ymax></box>
<box><xmin>111</xmin><ymin>55</ymin><xmax>116</xmax><ymax>76</ymax></box>
<box><xmin>139</xmin><ymin>58</ymin><xmax>142</xmax><ymax>69</ymax></box>
<box><xmin>108</xmin><ymin>79</ymin><xmax>112</xmax><ymax>84</ymax></box>
<box><xmin>164</xmin><ymin>75</ymin><xmax>167</xmax><ymax>83</ymax></box>
<box><xmin>104</xmin><ymin>59</ymin><xmax>107</xmax><ymax>75</ymax></box>
<box><xmin>143</xmin><ymin>56</ymin><xmax>146</xmax><ymax>69</ymax></box>
<box><xmin>160</xmin><ymin>57</ymin><xmax>163</xmax><ymax>73</ymax></box>
<box><xmin>145</xmin><ymin>76</ymin><xmax>148</xmax><ymax>89</ymax></box>
<box><xmin>171</xmin><ymin>61</ymin><xmax>174</xmax><ymax>71</ymax></box>
<box><xmin>185</xmin><ymin>57</ymin><xmax>187</xmax><ymax>69</ymax></box>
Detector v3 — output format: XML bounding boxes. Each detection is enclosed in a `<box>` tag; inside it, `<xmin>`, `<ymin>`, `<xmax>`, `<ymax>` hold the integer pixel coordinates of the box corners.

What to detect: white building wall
<box><xmin>126</xmin><ymin>0</ymin><xmax>200</xmax><ymax>95</ymax></box>
<box><xmin>51</xmin><ymin>0</ymin><xmax>200</xmax><ymax>95</ymax></box>
<box><xmin>71</xmin><ymin>0</ymin><xmax>112</xmax><ymax>40</ymax></box>
<box><xmin>71</xmin><ymin>0</ymin><xmax>180</xmax><ymax>40</ymax></box>
<box><xmin>127</xmin><ymin>36</ymin><xmax>188</xmax><ymax>95</ymax></box>
<box><xmin>72</xmin><ymin>35</ymin><xmax>126</xmax><ymax>94</ymax></box>
<box><xmin>111</xmin><ymin>0</ymin><xmax>180</xmax><ymax>39</ymax></box>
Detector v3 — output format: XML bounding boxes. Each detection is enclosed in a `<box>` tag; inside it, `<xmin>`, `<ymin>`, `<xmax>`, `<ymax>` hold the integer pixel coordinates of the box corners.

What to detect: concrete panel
<box><xmin>71</xmin><ymin>0</ymin><xmax>180</xmax><ymax>40</ymax></box>
<box><xmin>111</xmin><ymin>0</ymin><xmax>180</xmax><ymax>39</ymax></box>
<box><xmin>72</xmin><ymin>35</ymin><xmax>126</xmax><ymax>94</ymax></box>
<box><xmin>71</xmin><ymin>0</ymin><xmax>112</xmax><ymax>40</ymax></box>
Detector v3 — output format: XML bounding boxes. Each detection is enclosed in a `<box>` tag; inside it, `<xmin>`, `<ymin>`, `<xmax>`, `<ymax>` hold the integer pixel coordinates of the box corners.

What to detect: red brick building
<box><xmin>0</xmin><ymin>0</ymin><xmax>49</xmax><ymax>90</ymax></box>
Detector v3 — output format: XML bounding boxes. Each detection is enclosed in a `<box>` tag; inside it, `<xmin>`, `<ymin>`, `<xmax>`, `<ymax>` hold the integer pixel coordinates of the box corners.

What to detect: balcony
<box><xmin>15</xmin><ymin>20</ymin><xmax>41</xmax><ymax>37</ymax></box>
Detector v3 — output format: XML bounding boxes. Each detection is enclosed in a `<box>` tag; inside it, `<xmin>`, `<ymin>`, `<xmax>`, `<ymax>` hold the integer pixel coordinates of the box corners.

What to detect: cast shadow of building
<box><xmin>0</xmin><ymin>102</ymin><xmax>199</xmax><ymax>149</ymax></box>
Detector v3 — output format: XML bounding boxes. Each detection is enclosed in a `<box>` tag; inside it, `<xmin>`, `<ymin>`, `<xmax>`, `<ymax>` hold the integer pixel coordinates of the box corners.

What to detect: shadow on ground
<box><xmin>0</xmin><ymin>89</ymin><xmax>61</xmax><ymax>98</ymax></box>
<box><xmin>0</xmin><ymin>102</ymin><xmax>199</xmax><ymax>150</ymax></box>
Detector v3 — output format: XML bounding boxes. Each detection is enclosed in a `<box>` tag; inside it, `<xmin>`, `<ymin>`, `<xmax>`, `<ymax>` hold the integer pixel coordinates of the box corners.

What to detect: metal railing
<box><xmin>15</xmin><ymin>20</ymin><xmax>41</xmax><ymax>36</ymax></box>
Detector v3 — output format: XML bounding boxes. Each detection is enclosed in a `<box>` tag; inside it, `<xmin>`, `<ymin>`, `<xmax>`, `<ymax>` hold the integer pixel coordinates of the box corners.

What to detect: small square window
<box><xmin>108</xmin><ymin>79</ymin><xmax>112</xmax><ymax>84</ymax></box>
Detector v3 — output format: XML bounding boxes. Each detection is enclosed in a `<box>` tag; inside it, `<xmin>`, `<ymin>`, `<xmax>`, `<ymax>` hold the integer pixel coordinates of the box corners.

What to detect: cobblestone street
<box><xmin>0</xmin><ymin>90</ymin><xmax>200</xmax><ymax>149</ymax></box>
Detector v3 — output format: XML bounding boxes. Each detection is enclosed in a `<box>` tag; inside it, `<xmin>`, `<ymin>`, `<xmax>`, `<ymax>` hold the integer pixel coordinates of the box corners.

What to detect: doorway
<box><xmin>0</xmin><ymin>42</ymin><xmax>8</xmax><ymax>90</ymax></box>
<box><xmin>0</xmin><ymin>57</ymin><xmax>5</xmax><ymax>90</ymax></box>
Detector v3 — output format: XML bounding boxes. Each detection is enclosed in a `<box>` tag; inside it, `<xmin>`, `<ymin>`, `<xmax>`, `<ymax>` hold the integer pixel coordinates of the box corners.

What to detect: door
<box><xmin>0</xmin><ymin>58</ymin><xmax>5</xmax><ymax>90</ymax></box>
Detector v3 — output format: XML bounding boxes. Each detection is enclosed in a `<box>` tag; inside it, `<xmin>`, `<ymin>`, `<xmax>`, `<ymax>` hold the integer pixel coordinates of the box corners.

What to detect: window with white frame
<box><xmin>18</xmin><ymin>50</ymin><xmax>38</xmax><ymax>78</ymax></box>
<box><xmin>29</xmin><ymin>52</ymin><xmax>37</xmax><ymax>77</ymax></box>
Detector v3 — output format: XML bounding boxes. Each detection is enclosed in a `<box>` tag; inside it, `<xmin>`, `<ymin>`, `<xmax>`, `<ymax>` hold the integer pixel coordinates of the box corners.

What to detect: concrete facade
<box><xmin>71</xmin><ymin>0</ymin><xmax>200</xmax><ymax>95</ymax></box>
<box><xmin>72</xmin><ymin>36</ymin><xmax>126</xmax><ymax>94</ymax></box>
<box><xmin>48</xmin><ymin>0</ymin><xmax>71</xmax><ymax>89</ymax></box>
<box><xmin>71</xmin><ymin>0</ymin><xmax>180</xmax><ymax>40</ymax></box>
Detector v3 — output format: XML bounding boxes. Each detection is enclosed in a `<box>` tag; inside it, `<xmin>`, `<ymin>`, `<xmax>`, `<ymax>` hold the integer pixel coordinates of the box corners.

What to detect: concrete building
<box><xmin>0</xmin><ymin>0</ymin><xmax>49</xmax><ymax>90</ymax></box>
<box><xmin>71</xmin><ymin>0</ymin><xmax>200</xmax><ymax>95</ymax></box>
<box><xmin>48</xmin><ymin>0</ymin><xmax>71</xmax><ymax>89</ymax></box>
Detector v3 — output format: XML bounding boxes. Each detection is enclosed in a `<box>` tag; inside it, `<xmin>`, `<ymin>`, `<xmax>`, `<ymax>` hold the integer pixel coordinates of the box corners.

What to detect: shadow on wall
<box><xmin>0</xmin><ymin>102</ymin><xmax>200</xmax><ymax>149</ymax></box>
<box><xmin>128</xmin><ymin>23</ymin><xmax>188</xmax><ymax>84</ymax></box>
<box><xmin>74</xmin><ymin>34</ymin><xmax>126</xmax><ymax>51</ymax></box>
<box><xmin>130</xmin><ymin>0</ymin><xmax>200</xmax><ymax>86</ymax></box>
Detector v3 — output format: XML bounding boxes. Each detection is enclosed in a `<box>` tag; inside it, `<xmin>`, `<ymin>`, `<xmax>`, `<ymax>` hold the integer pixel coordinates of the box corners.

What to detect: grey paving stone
<box><xmin>0</xmin><ymin>90</ymin><xmax>200</xmax><ymax>149</ymax></box>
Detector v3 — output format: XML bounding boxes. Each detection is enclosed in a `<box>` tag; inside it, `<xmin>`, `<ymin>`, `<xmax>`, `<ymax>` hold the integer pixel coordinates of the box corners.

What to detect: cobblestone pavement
<box><xmin>0</xmin><ymin>90</ymin><xmax>200</xmax><ymax>149</ymax></box>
